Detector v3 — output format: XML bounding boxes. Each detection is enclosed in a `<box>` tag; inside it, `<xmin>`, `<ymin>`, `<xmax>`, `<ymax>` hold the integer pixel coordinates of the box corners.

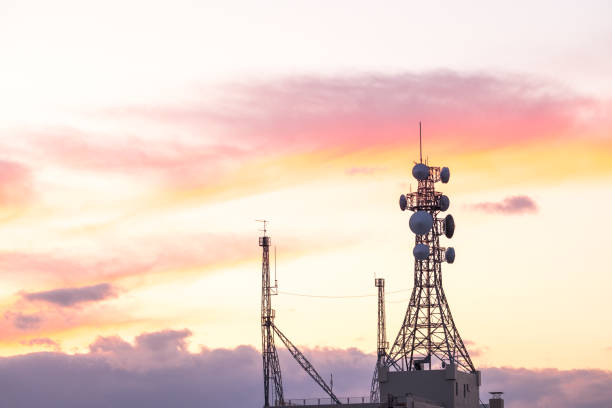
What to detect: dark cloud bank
<box><xmin>2</xmin><ymin>330</ymin><xmax>610</xmax><ymax>408</ymax></box>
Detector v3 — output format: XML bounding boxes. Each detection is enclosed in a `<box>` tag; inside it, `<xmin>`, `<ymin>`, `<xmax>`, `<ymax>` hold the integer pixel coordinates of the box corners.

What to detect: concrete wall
<box><xmin>378</xmin><ymin>365</ymin><xmax>480</xmax><ymax>408</ymax></box>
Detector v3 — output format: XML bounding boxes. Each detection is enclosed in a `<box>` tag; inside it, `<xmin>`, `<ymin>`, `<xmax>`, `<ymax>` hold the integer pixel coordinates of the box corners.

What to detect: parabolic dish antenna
<box><xmin>440</xmin><ymin>167</ymin><xmax>450</xmax><ymax>183</ymax></box>
<box><xmin>399</xmin><ymin>194</ymin><xmax>407</xmax><ymax>211</ymax></box>
<box><xmin>445</xmin><ymin>247</ymin><xmax>455</xmax><ymax>263</ymax></box>
<box><xmin>439</xmin><ymin>195</ymin><xmax>450</xmax><ymax>211</ymax></box>
<box><xmin>444</xmin><ymin>214</ymin><xmax>455</xmax><ymax>238</ymax></box>
<box><xmin>413</xmin><ymin>243</ymin><xmax>430</xmax><ymax>260</ymax></box>
<box><xmin>409</xmin><ymin>211</ymin><xmax>434</xmax><ymax>235</ymax></box>
<box><xmin>412</xmin><ymin>163</ymin><xmax>429</xmax><ymax>181</ymax></box>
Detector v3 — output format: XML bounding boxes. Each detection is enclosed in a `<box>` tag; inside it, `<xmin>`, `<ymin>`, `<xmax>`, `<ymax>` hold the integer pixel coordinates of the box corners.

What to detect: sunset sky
<box><xmin>1</xmin><ymin>1</ymin><xmax>611</xmax><ymax>407</ymax></box>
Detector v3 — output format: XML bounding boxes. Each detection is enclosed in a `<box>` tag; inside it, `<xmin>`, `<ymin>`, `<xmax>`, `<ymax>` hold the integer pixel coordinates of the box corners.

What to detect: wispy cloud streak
<box><xmin>468</xmin><ymin>195</ymin><xmax>538</xmax><ymax>214</ymax></box>
<box><xmin>4</xmin><ymin>312</ymin><xmax>43</xmax><ymax>330</ymax></box>
<box><xmin>23</xmin><ymin>283</ymin><xmax>116</xmax><ymax>307</ymax></box>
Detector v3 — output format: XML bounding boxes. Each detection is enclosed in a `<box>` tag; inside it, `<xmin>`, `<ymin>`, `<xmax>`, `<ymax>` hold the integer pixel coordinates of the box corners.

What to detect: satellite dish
<box><xmin>444</xmin><ymin>214</ymin><xmax>455</xmax><ymax>238</ymax></box>
<box><xmin>440</xmin><ymin>167</ymin><xmax>450</xmax><ymax>183</ymax></box>
<box><xmin>412</xmin><ymin>163</ymin><xmax>429</xmax><ymax>181</ymax></box>
<box><xmin>445</xmin><ymin>247</ymin><xmax>455</xmax><ymax>263</ymax></box>
<box><xmin>399</xmin><ymin>194</ymin><xmax>407</xmax><ymax>211</ymax></box>
<box><xmin>413</xmin><ymin>243</ymin><xmax>430</xmax><ymax>260</ymax></box>
<box><xmin>409</xmin><ymin>211</ymin><xmax>433</xmax><ymax>235</ymax></box>
<box><xmin>439</xmin><ymin>195</ymin><xmax>450</xmax><ymax>211</ymax></box>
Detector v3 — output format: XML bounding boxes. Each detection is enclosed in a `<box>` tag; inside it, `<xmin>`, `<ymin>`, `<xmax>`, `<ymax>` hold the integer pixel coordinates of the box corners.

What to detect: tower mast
<box><xmin>370</xmin><ymin>277</ymin><xmax>388</xmax><ymax>402</ymax></box>
<box><xmin>389</xmin><ymin>128</ymin><xmax>475</xmax><ymax>373</ymax></box>
<box><xmin>257</xmin><ymin>221</ymin><xmax>340</xmax><ymax>406</ymax></box>
<box><xmin>259</xmin><ymin>220</ymin><xmax>284</xmax><ymax>407</ymax></box>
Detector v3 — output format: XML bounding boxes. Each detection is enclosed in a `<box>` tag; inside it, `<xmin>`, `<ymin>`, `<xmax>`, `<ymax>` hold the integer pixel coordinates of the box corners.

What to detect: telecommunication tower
<box><xmin>369</xmin><ymin>278</ymin><xmax>388</xmax><ymax>402</ymax></box>
<box><xmin>258</xmin><ymin>221</ymin><xmax>341</xmax><ymax>407</ymax></box>
<box><xmin>259</xmin><ymin>220</ymin><xmax>284</xmax><ymax>407</ymax></box>
<box><xmin>385</xmin><ymin>124</ymin><xmax>475</xmax><ymax>373</ymax></box>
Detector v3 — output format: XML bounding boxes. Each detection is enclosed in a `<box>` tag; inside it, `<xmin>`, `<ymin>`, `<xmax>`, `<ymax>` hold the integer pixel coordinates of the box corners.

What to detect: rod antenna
<box><xmin>419</xmin><ymin>121</ymin><xmax>423</xmax><ymax>163</ymax></box>
<box><xmin>256</xmin><ymin>219</ymin><xmax>268</xmax><ymax>236</ymax></box>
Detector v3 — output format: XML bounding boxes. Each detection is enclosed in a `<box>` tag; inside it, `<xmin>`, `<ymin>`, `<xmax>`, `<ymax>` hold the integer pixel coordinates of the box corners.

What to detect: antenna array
<box><xmin>386</xmin><ymin>126</ymin><xmax>475</xmax><ymax>373</ymax></box>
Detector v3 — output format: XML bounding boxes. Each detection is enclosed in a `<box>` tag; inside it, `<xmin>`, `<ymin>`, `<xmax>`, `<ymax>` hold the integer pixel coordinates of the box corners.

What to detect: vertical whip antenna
<box><xmin>419</xmin><ymin>121</ymin><xmax>423</xmax><ymax>164</ymax></box>
<box><xmin>274</xmin><ymin>246</ymin><xmax>278</xmax><ymax>286</ymax></box>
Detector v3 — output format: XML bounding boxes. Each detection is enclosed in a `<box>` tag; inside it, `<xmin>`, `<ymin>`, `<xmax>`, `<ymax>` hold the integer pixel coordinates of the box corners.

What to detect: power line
<box><xmin>387</xmin><ymin>298</ymin><xmax>411</xmax><ymax>304</ymax></box>
<box><xmin>278</xmin><ymin>289</ymin><xmax>410</xmax><ymax>299</ymax></box>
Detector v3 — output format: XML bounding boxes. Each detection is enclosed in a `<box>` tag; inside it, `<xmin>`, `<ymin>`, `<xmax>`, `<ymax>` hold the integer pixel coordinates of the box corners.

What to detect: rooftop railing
<box><xmin>278</xmin><ymin>396</ymin><xmax>370</xmax><ymax>406</ymax></box>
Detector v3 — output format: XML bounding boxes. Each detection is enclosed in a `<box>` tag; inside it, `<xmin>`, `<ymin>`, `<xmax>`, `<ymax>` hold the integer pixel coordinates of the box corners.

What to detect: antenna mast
<box><xmin>370</xmin><ymin>277</ymin><xmax>388</xmax><ymax>402</ymax></box>
<box><xmin>257</xmin><ymin>221</ymin><xmax>340</xmax><ymax>406</ymax></box>
<box><xmin>258</xmin><ymin>220</ymin><xmax>284</xmax><ymax>407</ymax></box>
<box><xmin>388</xmin><ymin>126</ymin><xmax>475</xmax><ymax>373</ymax></box>
<box><xmin>419</xmin><ymin>121</ymin><xmax>423</xmax><ymax>164</ymax></box>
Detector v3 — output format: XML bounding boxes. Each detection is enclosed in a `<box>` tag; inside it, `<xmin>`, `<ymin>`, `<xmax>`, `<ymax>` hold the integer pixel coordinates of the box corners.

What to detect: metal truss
<box><xmin>385</xmin><ymin>165</ymin><xmax>475</xmax><ymax>374</ymax></box>
<box><xmin>370</xmin><ymin>278</ymin><xmax>388</xmax><ymax>402</ymax></box>
<box><xmin>273</xmin><ymin>325</ymin><xmax>341</xmax><ymax>405</ymax></box>
<box><xmin>260</xmin><ymin>227</ymin><xmax>284</xmax><ymax>407</ymax></box>
<box><xmin>259</xmin><ymin>223</ymin><xmax>340</xmax><ymax>407</ymax></box>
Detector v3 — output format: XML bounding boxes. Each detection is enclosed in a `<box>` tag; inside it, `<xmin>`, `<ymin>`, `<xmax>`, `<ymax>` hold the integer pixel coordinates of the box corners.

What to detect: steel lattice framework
<box><xmin>260</xmin><ymin>224</ymin><xmax>284</xmax><ymax>407</ymax></box>
<box><xmin>385</xmin><ymin>163</ymin><xmax>476</xmax><ymax>374</ymax></box>
<box><xmin>369</xmin><ymin>278</ymin><xmax>388</xmax><ymax>402</ymax></box>
<box><xmin>259</xmin><ymin>222</ymin><xmax>341</xmax><ymax>407</ymax></box>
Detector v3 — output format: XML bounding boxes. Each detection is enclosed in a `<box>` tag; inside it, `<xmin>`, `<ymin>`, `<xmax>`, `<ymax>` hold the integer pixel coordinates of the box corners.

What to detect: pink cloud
<box><xmin>346</xmin><ymin>166</ymin><xmax>387</xmax><ymax>176</ymax></box>
<box><xmin>0</xmin><ymin>160</ymin><xmax>32</xmax><ymax>208</ymax></box>
<box><xmin>108</xmin><ymin>72</ymin><xmax>599</xmax><ymax>153</ymax></box>
<box><xmin>20</xmin><ymin>128</ymin><xmax>249</xmax><ymax>188</ymax></box>
<box><xmin>9</xmin><ymin>71</ymin><xmax>605</xmax><ymax>194</ymax></box>
<box><xmin>20</xmin><ymin>337</ymin><xmax>60</xmax><ymax>351</ymax></box>
<box><xmin>0</xmin><ymin>232</ymin><xmax>255</xmax><ymax>284</ymax></box>
<box><xmin>467</xmin><ymin>195</ymin><xmax>538</xmax><ymax>214</ymax></box>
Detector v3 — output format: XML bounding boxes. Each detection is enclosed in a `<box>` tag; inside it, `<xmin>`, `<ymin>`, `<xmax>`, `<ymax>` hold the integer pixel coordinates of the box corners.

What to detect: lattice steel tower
<box><xmin>258</xmin><ymin>220</ymin><xmax>340</xmax><ymax>407</ymax></box>
<box><xmin>259</xmin><ymin>220</ymin><xmax>284</xmax><ymax>407</ymax></box>
<box><xmin>385</xmin><ymin>125</ymin><xmax>475</xmax><ymax>374</ymax></box>
<box><xmin>369</xmin><ymin>278</ymin><xmax>388</xmax><ymax>402</ymax></box>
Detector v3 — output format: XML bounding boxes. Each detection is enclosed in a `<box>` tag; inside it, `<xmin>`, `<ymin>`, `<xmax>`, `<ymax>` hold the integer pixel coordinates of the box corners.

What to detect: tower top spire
<box><xmin>257</xmin><ymin>219</ymin><xmax>268</xmax><ymax>237</ymax></box>
<box><xmin>419</xmin><ymin>121</ymin><xmax>423</xmax><ymax>164</ymax></box>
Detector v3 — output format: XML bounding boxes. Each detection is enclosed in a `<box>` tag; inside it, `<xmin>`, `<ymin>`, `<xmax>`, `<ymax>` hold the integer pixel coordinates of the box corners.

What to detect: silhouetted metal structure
<box><xmin>258</xmin><ymin>221</ymin><xmax>341</xmax><ymax>407</ymax></box>
<box><xmin>369</xmin><ymin>278</ymin><xmax>388</xmax><ymax>402</ymax></box>
<box><xmin>259</xmin><ymin>220</ymin><xmax>284</xmax><ymax>407</ymax></box>
<box><xmin>386</xmin><ymin>124</ymin><xmax>475</xmax><ymax>374</ymax></box>
<box><xmin>273</xmin><ymin>325</ymin><xmax>341</xmax><ymax>405</ymax></box>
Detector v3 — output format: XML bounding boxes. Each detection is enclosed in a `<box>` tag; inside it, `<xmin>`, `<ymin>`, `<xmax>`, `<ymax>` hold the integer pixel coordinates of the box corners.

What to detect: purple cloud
<box><xmin>482</xmin><ymin>367</ymin><xmax>612</xmax><ymax>408</ymax></box>
<box><xmin>4</xmin><ymin>311</ymin><xmax>43</xmax><ymax>330</ymax></box>
<box><xmin>23</xmin><ymin>283</ymin><xmax>116</xmax><ymax>307</ymax></box>
<box><xmin>468</xmin><ymin>195</ymin><xmax>538</xmax><ymax>214</ymax></box>
<box><xmin>0</xmin><ymin>329</ymin><xmax>610</xmax><ymax>407</ymax></box>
